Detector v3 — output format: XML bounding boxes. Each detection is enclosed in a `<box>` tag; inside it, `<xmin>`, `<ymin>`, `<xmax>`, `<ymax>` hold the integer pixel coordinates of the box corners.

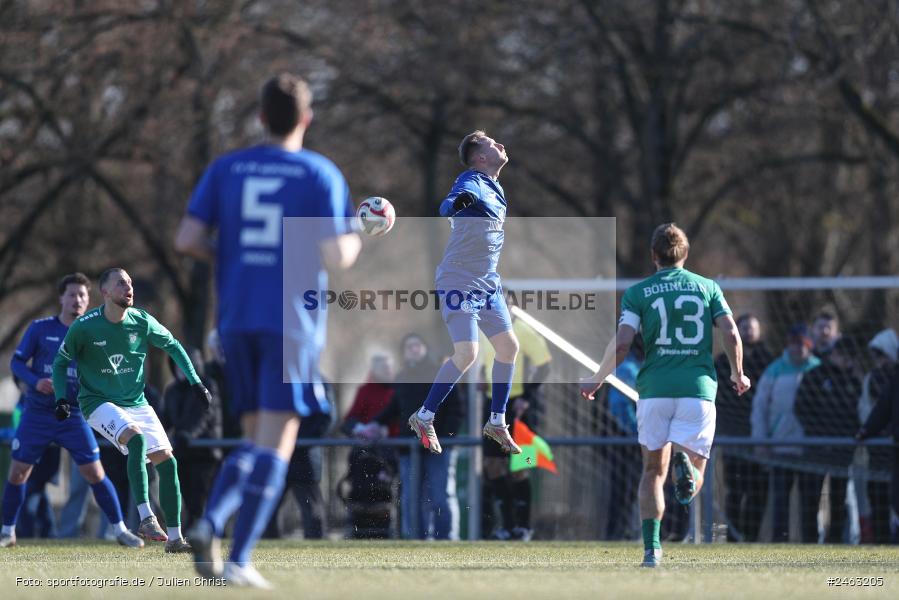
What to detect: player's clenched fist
<box><xmin>579</xmin><ymin>377</ymin><xmax>600</xmax><ymax>401</ymax></box>
<box><xmin>731</xmin><ymin>373</ymin><xmax>751</xmax><ymax>396</ymax></box>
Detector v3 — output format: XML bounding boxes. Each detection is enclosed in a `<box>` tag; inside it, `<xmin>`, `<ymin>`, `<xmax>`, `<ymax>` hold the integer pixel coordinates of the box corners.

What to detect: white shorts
<box><xmin>87</xmin><ymin>402</ymin><xmax>171</xmax><ymax>456</ymax></box>
<box><xmin>636</xmin><ymin>397</ymin><xmax>716</xmax><ymax>459</ymax></box>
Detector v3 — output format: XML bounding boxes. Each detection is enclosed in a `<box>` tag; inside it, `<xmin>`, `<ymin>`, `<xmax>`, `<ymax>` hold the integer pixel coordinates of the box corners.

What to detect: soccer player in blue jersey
<box><xmin>1</xmin><ymin>273</ymin><xmax>143</xmax><ymax>549</ymax></box>
<box><xmin>408</xmin><ymin>131</ymin><xmax>522</xmax><ymax>456</ymax></box>
<box><xmin>175</xmin><ymin>73</ymin><xmax>360</xmax><ymax>588</ymax></box>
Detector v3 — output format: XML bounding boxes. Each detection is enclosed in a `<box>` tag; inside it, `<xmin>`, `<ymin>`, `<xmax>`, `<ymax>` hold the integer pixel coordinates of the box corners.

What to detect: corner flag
<box><xmin>509</xmin><ymin>419</ymin><xmax>557</xmax><ymax>474</ymax></box>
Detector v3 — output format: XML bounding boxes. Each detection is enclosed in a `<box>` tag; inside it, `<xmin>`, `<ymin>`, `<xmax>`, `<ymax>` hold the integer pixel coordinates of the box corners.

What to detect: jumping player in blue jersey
<box><xmin>175</xmin><ymin>73</ymin><xmax>360</xmax><ymax>588</ymax></box>
<box><xmin>408</xmin><ymin>130</ymin><xmax>522</xmax><ymax>456</ymax></box>
<box><xmin>1</xmin><ymin>273</ymin><xmax>143</xmax><ymax>549</ymax></box>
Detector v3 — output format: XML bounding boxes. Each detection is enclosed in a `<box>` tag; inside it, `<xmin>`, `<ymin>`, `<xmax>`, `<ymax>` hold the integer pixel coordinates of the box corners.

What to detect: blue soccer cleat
<box><xmin>641</xmin><ymin>548</ymin><xmax>663</xmax><ymax>568</ymax></box>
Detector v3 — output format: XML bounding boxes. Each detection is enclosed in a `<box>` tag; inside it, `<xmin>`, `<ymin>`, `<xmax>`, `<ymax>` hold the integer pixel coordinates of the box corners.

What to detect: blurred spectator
<box><xmin>811</xmin><ymin>311</ymin><xmax>841</xmax><ymax>360</ymax></box>
<box><xmin>604</xmin><ymin>336</ymin><xmax>642</xmax><ymax>540</ymax></box>
<box><xmin>751</xmin><ymin>324</ymin><xmax>820</xmax><ymax>542</ymax></box>
<box><xmin>205</xmin><ymin>329</ymin><xmax>240</xmax><ymax>439</ymax></box>
<box><xmin>264</xmin><ymin>380</ymin><xmax>335</xmax><ymax>539</ymax></box>
<box><xmin>373</xmin><ymin>335</ymin><xmax>464</xmax><ymax>540</ymax></box>
<box><xmin>856</xmin><ymin>333</ymin><xmax>899</xmax><ymax>545</ymax></box>
<box><xmin>853</xmin><ymin>329</ymin><xmax>897</xmax><ymax>543</ymax></box>
<box><xmin>17</xmin><ymin>445</ymin><xmax>59</xmax><ymax>538</ymax></box>
<box><xmin>160</xmin><ymin>348</ymin><xmax>222</xmax><ymax>532</ymax></box>
<box><xmin>795</xmin><ymin>338</ymin><xmax>861</xmax><ymax>543</ymax></box>
<box><xmin>342</xmin><ymin>355</ymin><xmax>396</xmax><ymax>439</ymax></box>
<box><xmin>57</xmin><ymin>459</ymin><xmax>91</xmax><ymax>538</ymax></box>
<box><xmin>716</xmin><ymin>313</ymin><xmax>773</xmax><ymax>542</ymax></box>
<box><xmin>337</xmin><ymin>355</ymin><xmax>397</xmax><ymax>539</ymax></box>
<box><xmin>480</xmin><ymin>315</ymin><xmax>551</xmax><ymax>542</ymax></box>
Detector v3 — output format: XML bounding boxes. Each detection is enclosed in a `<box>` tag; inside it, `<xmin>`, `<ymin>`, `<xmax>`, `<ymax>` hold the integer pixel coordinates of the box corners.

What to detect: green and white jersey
<box><xmin>620</xmin><ymin>267</ymin><xmax>731</xmax><ymax>402</ymax></box>
<box><xmin>52</xmin><ymin>305</ymin><xmax>199</xmax><ymax>417</ymax></box>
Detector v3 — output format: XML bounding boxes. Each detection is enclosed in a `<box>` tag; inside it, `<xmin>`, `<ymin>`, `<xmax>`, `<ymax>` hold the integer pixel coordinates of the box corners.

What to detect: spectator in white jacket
<box><xmin>751</xmin><ymin>324</ymin><xmax>821</xmax><ymax>541</ymax></box>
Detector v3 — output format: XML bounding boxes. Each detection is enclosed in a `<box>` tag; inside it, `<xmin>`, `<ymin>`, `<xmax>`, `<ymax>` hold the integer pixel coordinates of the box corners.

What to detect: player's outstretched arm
<box><xmin>580</xmin><ymin>324</ymin><xmax>636</xmax><ymax>400</ymax></box>
<box><xmin>715</xmin><ymin>313</ymin><xmax>751</xmax><ymax>395</ymax></box>
<box><xmin>321</xmin><ymin>233</ymin><xmax>361</xmax><ymax>271</ymax></box>
<box><xmin>174</xmin><ymin>216</ymin><xmax>216</xmax><ymax>263</ymax></box>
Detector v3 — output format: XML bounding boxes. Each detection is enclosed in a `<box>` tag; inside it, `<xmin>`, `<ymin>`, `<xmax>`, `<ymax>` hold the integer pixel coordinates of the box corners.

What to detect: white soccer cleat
<box><xmin>223</xmin><ymin>562</ymin><xmax>273</xmax><ymax>589</ymax></box>
<box><xmin>408</xmin><ymin>412</ymin><xmax>442</xmax><ymax>454</ymax></box>
<box><xmin>482</xmin><ymin>422</ymin><xmax>522</xmax><ymax>454</ymax></box>
<box><xmin>116</xmin><ymin>529</ymin><xmax>145</xmax><ymax>549</ymax></box>
<box><xmin>0</xmin><ymin>532</ymin><xmax>16</xmax><ymax>548</ymax></box>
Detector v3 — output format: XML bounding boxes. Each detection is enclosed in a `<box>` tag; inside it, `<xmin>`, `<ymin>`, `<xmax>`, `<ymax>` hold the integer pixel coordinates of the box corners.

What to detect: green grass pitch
<box><xmin>2</xmin><ymin>540</ymin><xmax>898</xmax><ymax>599</ymax></box>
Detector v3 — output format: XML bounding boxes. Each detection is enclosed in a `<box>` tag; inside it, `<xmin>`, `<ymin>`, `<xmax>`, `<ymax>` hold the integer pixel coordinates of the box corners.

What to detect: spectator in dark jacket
<box><xmin>857</xmin><ymin>348</ymin><xmax>899</xmax><ymax>544</ymax></box>
<box><xmin>795</xmin><ymin>338</ymin><xmax>861</xmax><ymax>543</ymax></box>
<box><xmin>714</xmin><ymin>313</ymin><xmax>773</xmax><ymax>542</ymax></box>
<box><xmin>373</xmin><ymin>334</ymin><xmax>464</xmax><ymax>540</ymax></box>
<box><xmin>160</xmin><ymin>348</ymin><xmax>222</xmax><ymax>531</ymax></box>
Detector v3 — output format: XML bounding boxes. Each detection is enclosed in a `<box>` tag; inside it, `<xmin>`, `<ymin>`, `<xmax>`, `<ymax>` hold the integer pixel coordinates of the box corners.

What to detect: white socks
<box><xmin>167</xmin><ymin>526</ymin><xmax>182</xmax><ymax>540</ymax></box>
<box><xmin>1</xmin><ymin>525</ymin><xmax>14</xmax><ymax>536</ymax></box>
<box><xmin>112</xmin><ymin>521</ymin><xmax>128</xmax><ymax>534</ymax></box>
<box><xmin>490</xmin><ymin>412</ymin><xmax>506</xmax><ymax>426</ymax></box>
<box><xmin>137</xmin><ymin>502</ymin><xmax>153</xmax><ymax>521</ymax></box>
<box><xmin>418</xmin><ymin>407</ymin><xmax>435</xmax><ymax>421</ymax></box>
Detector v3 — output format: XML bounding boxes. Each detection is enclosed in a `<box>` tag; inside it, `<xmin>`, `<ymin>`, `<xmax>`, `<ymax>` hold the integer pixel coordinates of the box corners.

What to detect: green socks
<box><xmin>126</xmin><ymin>434</ymin><xmax>150</xmax><ymax>506</ymax></box>
<box><xmin>156</xmin><ymin>457</ymin><xmax>182</xmax><ymax>529</ymax></box>
<box><xmin>642</xmin><ymin>518</ymin><xmax>661</xmax><ymax>551</ymax></box>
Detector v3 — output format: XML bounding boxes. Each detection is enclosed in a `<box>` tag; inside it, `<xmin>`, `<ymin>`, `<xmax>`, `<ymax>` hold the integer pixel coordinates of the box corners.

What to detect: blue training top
<box><xmin>11</xmin><ymin>316</ymin><xmax>79</xmax><ymax>412</ymax></box>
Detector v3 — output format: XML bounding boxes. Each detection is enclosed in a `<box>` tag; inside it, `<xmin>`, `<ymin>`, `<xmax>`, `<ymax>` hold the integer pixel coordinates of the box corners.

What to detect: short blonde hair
<box><xmin>650</xmin><ymin>223</ymin><xmax>690</xmax><ymax>266</ymax></box>
<box><xmin>458</xmin><ymin>130</ymin><xmax>487</xmax><ymax>166</ymax></box>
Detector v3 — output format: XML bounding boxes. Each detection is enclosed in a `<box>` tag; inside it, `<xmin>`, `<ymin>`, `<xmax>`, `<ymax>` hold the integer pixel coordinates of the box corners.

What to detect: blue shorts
<box><xmin>219</xmin><ymin>331</ymin><xmax>328</xmax><ymax>418</ymax></box>
<box><xmin>439</xmin><ymin>285</ymin><xmax>513</xmax><ymax>343</ymax></box>
<box><xmin>11</xmin><ymin>406</ymin><xmax>100</xmax><ymax>466</ymax></box>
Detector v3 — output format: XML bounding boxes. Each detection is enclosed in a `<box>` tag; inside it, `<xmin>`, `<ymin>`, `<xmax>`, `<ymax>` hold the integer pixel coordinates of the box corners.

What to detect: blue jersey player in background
<box><xmin>408</xmin><ymin>130</ymin><xmax>522</xmax><ymax>457</ymax></box>
<box><xmin>176</xmin><ymin>73</ymin><xmax>360</xmax><ymax>588</ymax></box>
<box><xmin>1</xmin><ymin>273</ymin><xmax>143</xmax><ymax>549</ymax></box>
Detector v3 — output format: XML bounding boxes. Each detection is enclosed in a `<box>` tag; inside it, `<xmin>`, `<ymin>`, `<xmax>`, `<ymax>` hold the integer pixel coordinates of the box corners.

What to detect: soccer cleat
<box><xmin>116</xmin><ymin>530</ymin><xmax>145</xmax><ymax>549</ymax></box>
<box><xmin>188</xmin><ymin>518</ymin><xmax>223</xmax><ymax>579</ymax></box>
<box><xmin>0</xmin><ymin>532</ymin><xmax>16</xmax><ymax>548</ymax></box>
<box><xmin>408</xmin><ymin>412</ymin><xmax>442</xmax><ymax>454</ymax></box>
<box><xmin>482</xmin><ymin>422</ymin><xmax>522</xmax><ymax>454</ymax></box>
<box><xmin>510</xmin><ymin>527</ymin><xmax>533</xmax><ymax>542</ymax></box>
<box><xmin>641</xmin><ymin>548</ymin><xmax>663</xmax><ymax>568</ymax></box>
<box><xmin>137</xmin><ymin>515</ymin><xmax>168</xmax><ymax>542</ymax></box>
<box><xmin>672</xmin><ymin>451</ymin><xmax>697</xmax><ymax>506</ymax></box>
<box><xmin>223</xmin><ymin>562</ymin><xmax>273</xmax><ymax>589</ymax></box>
<box><xmin>165</xmin><ymin>537</ymin><xmax>193</xmax><ymax>553</ymax></box>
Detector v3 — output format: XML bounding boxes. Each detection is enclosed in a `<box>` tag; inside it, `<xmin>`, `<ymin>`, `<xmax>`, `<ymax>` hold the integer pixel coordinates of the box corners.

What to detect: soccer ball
<box><xmin>356</xmin><ymin>196</ymin><xmax>396</xmax><ymax>237</ymax></box>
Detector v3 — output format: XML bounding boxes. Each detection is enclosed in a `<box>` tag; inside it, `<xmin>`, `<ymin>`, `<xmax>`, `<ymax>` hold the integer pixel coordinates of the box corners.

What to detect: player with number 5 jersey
<box><xmin>175</xmin><ymin>73</ymin><xmax>360</xmax><ymax>588</ymax></box>
<box><xmin>580</xmin><ymin>223</ymin><xmax>750</xmax><ymax>568</ymax></box>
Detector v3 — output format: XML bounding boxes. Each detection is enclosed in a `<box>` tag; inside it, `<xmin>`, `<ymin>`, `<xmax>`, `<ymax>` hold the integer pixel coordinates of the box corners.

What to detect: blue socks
<box><xmin>423</xmin><ymin>360</ymin><xmax>465</xmax><ymax>413</ymax></box>
<box><xmin>90</xmin><ymin>477</ymin><xmax>124</xmax><ymax>526</ymax></box>
<box><xmin>490</xmin><ymin>360</ymin><xmax>515</xmax><ymax>414</ymax></box>
<box><xmin>2</xmin><ymin>482</ymin><xmax>25</xmax><ymax>528</ymax></box>
<box><xmin>204</xmin><ymin>443</ymin><xmax>256</xmax><ymax>537</ymax></box>
<box><xmin>230</xmin><ymin>449</ymin><xmax>287</xmax><ymax>566</ymax></box>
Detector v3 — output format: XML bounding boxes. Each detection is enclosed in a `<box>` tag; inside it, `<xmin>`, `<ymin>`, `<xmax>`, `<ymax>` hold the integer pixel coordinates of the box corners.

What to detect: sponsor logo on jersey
<box><xmin>45</xmin><ymin>336</ymin><xmax>59</xmax><ymax>342</ymax></box>
<box><xmin>93</xmin><ymin>340</ymin><xmax>107</xmax><ymax>347</ymax></box>
<box><xmin>101</xmin><ymin>353</ymin><xmax>134</xmax><ymax>375</ymax></box>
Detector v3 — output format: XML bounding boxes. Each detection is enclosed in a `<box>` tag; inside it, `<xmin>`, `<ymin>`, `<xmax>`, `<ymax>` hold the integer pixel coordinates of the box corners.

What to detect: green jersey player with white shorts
<box><xmin>52</xmin><ymin>268</ymin><xmax>212</xmax><ymax>552</ymax></box>
<box><xmin>580</xmin><ymin>223</ymin><xmax>750</xmax><ymax>568</ymax></box>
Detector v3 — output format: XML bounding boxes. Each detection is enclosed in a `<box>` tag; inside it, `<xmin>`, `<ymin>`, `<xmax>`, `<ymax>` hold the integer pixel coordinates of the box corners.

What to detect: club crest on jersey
<box><xmin>129</xmin><ymin>332</ymin><xmax>138</xmax><ymax>345</ymax></box>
